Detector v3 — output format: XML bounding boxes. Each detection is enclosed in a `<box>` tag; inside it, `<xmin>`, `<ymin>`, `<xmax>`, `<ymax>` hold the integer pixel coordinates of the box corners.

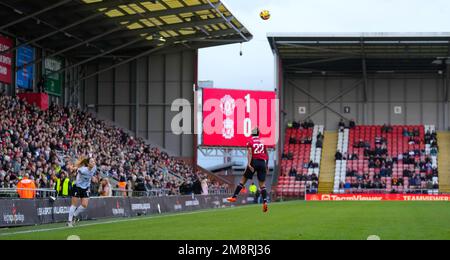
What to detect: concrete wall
<box><xmin>283</xmin><ymin>75</ymin><xmax>449</xmax><ymax>130</ymax></box>
<box><xmin>82</xmin><ymin>50</ymin><xmax>197</xmax><ymax>157</ymax></box>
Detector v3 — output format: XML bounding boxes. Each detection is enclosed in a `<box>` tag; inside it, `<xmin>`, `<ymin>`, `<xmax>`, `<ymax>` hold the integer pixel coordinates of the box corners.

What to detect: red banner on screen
<box><xmin>306</xmin><ymin>194</ymin><xmax>450</xmax><ymax>201</ymax></box>
<box><xmin>202</xmin><ymin>88</ymin><xmax>277</xmax><ymax>147</ymax></box>
<box><xmin>0</xmin><ymin>36</ymin><xmax>13</xmax><ymax>84</ymax></box>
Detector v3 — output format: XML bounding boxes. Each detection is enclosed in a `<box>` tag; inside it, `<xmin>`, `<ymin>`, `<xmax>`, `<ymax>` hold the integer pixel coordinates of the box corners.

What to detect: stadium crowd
<box><xmin>335</xmin><ymin>121</ymin><xmax>439</xmax><ymax>192</ymax></box>
<box><xmin>0</xmin><ymin>94</ymin><xmax>229</xmax><ymax>197</ymax></box>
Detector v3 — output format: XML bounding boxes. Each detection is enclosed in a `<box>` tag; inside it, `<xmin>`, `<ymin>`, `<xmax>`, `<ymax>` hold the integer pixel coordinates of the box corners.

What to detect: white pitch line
<box><xmin>0</xmin><ymin>205</ymin><xmax>257</xmax><ymax>237</ymax></box>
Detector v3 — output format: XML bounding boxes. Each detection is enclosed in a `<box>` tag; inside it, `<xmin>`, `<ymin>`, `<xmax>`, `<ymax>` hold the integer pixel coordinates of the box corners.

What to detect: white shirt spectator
<box><xmin>201</xmin><ymin>179</ymin><xmax>208</xmax><ymax>195</ymax></box>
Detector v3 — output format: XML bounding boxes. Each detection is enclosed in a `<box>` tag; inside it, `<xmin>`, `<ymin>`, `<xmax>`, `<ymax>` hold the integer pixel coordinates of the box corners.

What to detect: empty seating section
<box><xmin>333</xmin><ymin>125</ymin><xmax>439</xmax><ymax>194</ymax></box>
<box><xmin>277</xmin><ymin>125</ymin><xmax>324</xmax><ymax>197</ymax></box>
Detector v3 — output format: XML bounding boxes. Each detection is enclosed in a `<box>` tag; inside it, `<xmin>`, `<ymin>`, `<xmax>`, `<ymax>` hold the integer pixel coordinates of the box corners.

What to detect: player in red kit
<box><xmin>227</xmin><ymin>127</ymin><xmax>269</xmax><ymax>213</ymax></box>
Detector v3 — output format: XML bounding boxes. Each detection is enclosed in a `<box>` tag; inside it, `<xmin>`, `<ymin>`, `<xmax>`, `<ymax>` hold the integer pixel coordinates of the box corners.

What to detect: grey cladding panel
<box><xmin>82</xmin><ymin>49</ymin><xmax>199</xmax><ymax>157</ymax></box>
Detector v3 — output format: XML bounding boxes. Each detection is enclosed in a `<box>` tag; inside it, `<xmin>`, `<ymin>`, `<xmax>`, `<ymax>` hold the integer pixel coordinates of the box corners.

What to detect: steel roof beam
<box><xmin>99</xmin><ymin>17</ymin><xmax>225</xmax><ymax>41</ymax></box>
<box><xmin>68</xmin><ymin>30</ymin><xmax>244</xmax><ymax>84</ymax></box>
<box><xmin>0</xmin><ymin>0</ymin><xmax>73</xmax><ymax>31</ymax></box>
<box><xmin>114</xmin><ymin>28</ymin><xmax>239</xmax><ymax>50</ymax></box>
<box><xmin>0</xmin><ymin>10</ymin><xmax>107</xmax><ymax>55</ymax></box>
<box><xmin>16</xmin><ymin>26</ymin><xmax>124</xmax><ymax>71</ymax></box>
<box><xmin>75</xmin><ymin>0</ymin><xmax>145</xmax><ymax>12</ymax></box>
<box><xmin>286</xmin><ymin>56</ymin><xmax>356</xmax><ymax>68</ymax></box>
<box><xmin>107</xmin><ymin>3</ymin><xmax>213</xmax><ymax>23</ymax></box>
<box><xmin>205</xmin><ymin>0</ymin><xmax>249</xmax><ymax>42</ymax></box>
<box><xmin>47</xmin><ymin>36</ymin><xmax>146</xmax><ymax>78</ymax></box>
<box><xmin>278</xmin><ymin>43</ymin><xmax>362</xmax><ymax>56</ymax></box>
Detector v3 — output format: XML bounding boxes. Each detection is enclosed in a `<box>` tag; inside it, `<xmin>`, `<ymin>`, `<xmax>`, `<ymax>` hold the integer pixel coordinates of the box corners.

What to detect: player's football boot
<box><xmin>226</xmin><ymin>197</ymin><xmax>237</xmax><ymax>203</ymax></box>
<box><xmin>262</xmin><ymin>202</ymin><xmax>268</xmax><ymax>213</ymax></box>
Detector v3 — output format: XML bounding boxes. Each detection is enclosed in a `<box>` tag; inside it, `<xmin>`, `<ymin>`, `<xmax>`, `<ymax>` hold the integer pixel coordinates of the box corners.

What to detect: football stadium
<box><xmin>1</xmin><ymin>0</ymin><xmax>450</xmax><ymax>244</ymax></box>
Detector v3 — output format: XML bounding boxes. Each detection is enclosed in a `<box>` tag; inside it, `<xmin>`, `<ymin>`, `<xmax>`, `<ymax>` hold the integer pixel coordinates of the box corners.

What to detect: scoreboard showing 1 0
<box><xmin>202</xmin><ymin>88</ymin><xmax>277</xmax><ymax>148</ymax></box>
<box><xmin>243</xmin><ymin>94</ymin><xmax>251</xmax><ymax>137</ymax></box>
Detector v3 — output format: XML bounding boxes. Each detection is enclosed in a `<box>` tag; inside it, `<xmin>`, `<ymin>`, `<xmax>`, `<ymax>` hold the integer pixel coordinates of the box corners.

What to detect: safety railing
<box><xmin>111</xmin><ymin>188</ymin><xmax>233</xmax><ymax>197</ymax></box>
<box><xmin>0</xmin><ymin>187</ymin><xmax>232</xmax><ymax>199</ymax></box>
<box><xmin>111</xmin><ymin>188</ymin><xmax>172</xmax><ymax>198</ymax></box>
<box><xmin>207</xmin><ymin>189</ymin><xmax>233</xmax><ymax>195</ymax></box>
<box><xmin>0</xmin><ymin>188</ymin><xmax>57</xmax><ymax>199</ymax></box>
<box><xmin>334</xmin><ymin>188</ymin><xmax>441</xmax><ymax>195</ymax></box>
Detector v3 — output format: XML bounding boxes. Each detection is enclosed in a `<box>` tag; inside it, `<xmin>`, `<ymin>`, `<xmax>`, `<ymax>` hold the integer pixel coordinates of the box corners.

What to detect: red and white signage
<box><xmin>0</xmin><ymin>36</ymin><xmax>13</xmax><ymax>84</ymax></box>
<box><xmin>307</xmin><ymin>194</ymin><xmax>450</xmax><ymax>201</ymax></box>
<box><xmin>202</xmin><ymin>88</ymin><xmax>277</xmax><ymax>147</ymax></box>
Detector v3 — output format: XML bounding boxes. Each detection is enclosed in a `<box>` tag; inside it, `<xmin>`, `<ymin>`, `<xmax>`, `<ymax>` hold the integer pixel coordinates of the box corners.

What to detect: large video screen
<box><xmin>202</xmin><ymin>88</ymin><xmax>277</xmax><ymax>147</ymax></box>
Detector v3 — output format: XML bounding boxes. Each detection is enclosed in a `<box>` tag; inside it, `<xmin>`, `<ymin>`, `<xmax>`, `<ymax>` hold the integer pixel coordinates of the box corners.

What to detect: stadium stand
<box><xmin>276</xmin><ymin>122</ymin><xmax>324</xmax><ymax>197</ymax></box>
<box><xmin>333</xmin><ymin>124</ymin><xmax>439</xmax><ymax>194</ymax></box>
<box><xmin>0</xmin><ymin>95</ymin><xmax>228</xmax><ymax>196</ymax></box>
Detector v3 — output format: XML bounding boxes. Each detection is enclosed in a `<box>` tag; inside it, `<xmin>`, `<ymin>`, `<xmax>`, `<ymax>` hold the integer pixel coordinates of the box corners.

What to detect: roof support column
<box><xmin>444</xmin><ymin>44</ymin><xmax>450</xmax><ymax>130</ymax></box>
<box><xmin>361</xmin><ymin>39</ymin><xmax>368</xmax><ymax>103</ymax></box>
<box><xmin>445</xmin><ymin>63</ymin><xmax>449</xmax><ymax>103</ymax></box>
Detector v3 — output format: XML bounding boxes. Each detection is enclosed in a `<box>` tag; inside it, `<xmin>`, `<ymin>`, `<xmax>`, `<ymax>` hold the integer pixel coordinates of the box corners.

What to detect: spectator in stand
<box><xmin>335</xmin><ymin>150</ymin><xmax>343</xmax><ymax>161</ymax></box>
<box><xmin>201</xmin><ymin>177</ymin><xmax>209</xmax><ymax>195</ymax></box>
<box><xmin>55</xmin><ymin>171</ymin><xmax>71</xmax><ymax>197</ymax></box>
<box><xmin>134</xmin><ymin>176</ymin><xmax>147</xmax><ymax>194</ymax></box>
<box><xmin>308</xmin><ymin>160</ymin><xmax>319</xmax><ymax>169</ymax></box>
<box><xmin>0</xmin><ymin>94</ymin><xmax>222</xmax><ymax>198</ymax></box>
<box><xmin>344</xmin><ymin>181</ymin><xmax>351</xmax><ymax>190</ymax></box>
<box><xmin>385</xmin><ymin>156</ymin><xmax>394</xmax><ymax>168</ymax></box>
<box><xmin>316</xmin><ymin>138</ymin><xmax>323</xmax><ymax>148</ymax></box>
<box><xmin>192</xmin><ymin>177</ymin><xmax>202</xmax><ymax>195</ymax></box>
<box><xmin>349</xmin><ymin>119</ymin><xmax>356</xmax><ymax>129</ymax></box>
<box><xmin>300</xmin><ymin>137</ymin><xmax>312</xmax><ymax>144</ymax></box>
<box><xmin>413</xmin><ymin>128</ymin><xmax>420</xmax><ymax>137</ymax></box>
<box><xmin>99</xmin><ymin>178</ymin><xmax>112</xmax><ymax>197</ymax></box>
<box><xmin>381</xmin><ymin>124</ymin><xmax>392</xmax><ymax>133</ymax></box>
<box><xmin>17</xmin><ymin>174</ymin><xmax>36</xmax><ymax>199</ymax></box>
<box><xmin>338</xmin><ymin>119</ymin><xmax>346</xmax><ymax>131</ymax></box>
<box><xmin>317</xmin><ymin>131</ymin><xmax>324</xmax><ymax>140</ymax></box>
<box><xmin>430</xmin><ymin>139</ymin><xmax>438</xmax><ymax>149</ymax></box>
<box><xmin>403</xmin><ymin>128</ymin><xmax>410</xmax><ymax>137</ymax></box>
<box><xmin>289</xmin><ymin>167</ymin><xmax>297</xmax><ymax>177</ymax></box>
<box><xmin>342</xmin><ymin>152</ymin><xmax>348</xmax><ymax>160</ymax></box>
<box><xmin>301</xmin><ymin>119</ymin><xmax>314</xmax><ymax>129</ymax></box>
<box><xmin>289</xmin><ymin>136</ymin><xmax>297</xmax><ymax>144</ymax></box>
<box><xmin>430</xmin><ymin>147</ymin><xmax>438</xmax><ymax>156</ymax></box>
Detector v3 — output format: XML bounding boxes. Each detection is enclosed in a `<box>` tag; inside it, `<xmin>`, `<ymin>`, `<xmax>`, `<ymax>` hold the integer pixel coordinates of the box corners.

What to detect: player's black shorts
<box><xmin>72</xmin><ymin>185</ymin><xmax>90</xmax><ymax>199</ymax></box>
<box><xmin>244</xmin><ymin>159</ymin><xmax>267</xmax><ymax>182</ymax></box>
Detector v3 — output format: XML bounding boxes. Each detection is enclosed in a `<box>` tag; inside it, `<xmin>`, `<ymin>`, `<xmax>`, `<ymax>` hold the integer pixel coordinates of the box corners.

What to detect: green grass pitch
<box><xmin>1</xmin><ymin>201</ymin><xmax>450</xmax><ymax>240</ymax></box>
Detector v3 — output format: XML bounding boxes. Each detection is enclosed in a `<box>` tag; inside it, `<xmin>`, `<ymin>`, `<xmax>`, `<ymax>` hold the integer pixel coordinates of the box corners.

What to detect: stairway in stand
<box><xmin>438</xmin><ymin>132</ymin><xmax>450</xmax><ymax>193</ymax></box>
<box><xmin>318</xmin><ymin>131</ymin><xmax>338</xmax><ymax>194</ymax></box>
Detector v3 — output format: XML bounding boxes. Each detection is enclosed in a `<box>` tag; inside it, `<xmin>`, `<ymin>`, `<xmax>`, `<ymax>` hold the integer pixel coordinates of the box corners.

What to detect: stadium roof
<box><xmin>268</xmin><ymin>33</ymin><xmax>450</xmax><ymax>76</ymax></box>
<box><xmin>0</xmin><ymin>0</ymin><xmax>252</xmax><ymax>59</ymax></box>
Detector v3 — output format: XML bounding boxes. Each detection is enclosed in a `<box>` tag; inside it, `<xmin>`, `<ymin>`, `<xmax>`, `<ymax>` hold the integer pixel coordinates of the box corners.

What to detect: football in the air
<box><xmin>260</xmin><ymin>10</ymin><xmax>271</xmax><ymax>20</ymax></box>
